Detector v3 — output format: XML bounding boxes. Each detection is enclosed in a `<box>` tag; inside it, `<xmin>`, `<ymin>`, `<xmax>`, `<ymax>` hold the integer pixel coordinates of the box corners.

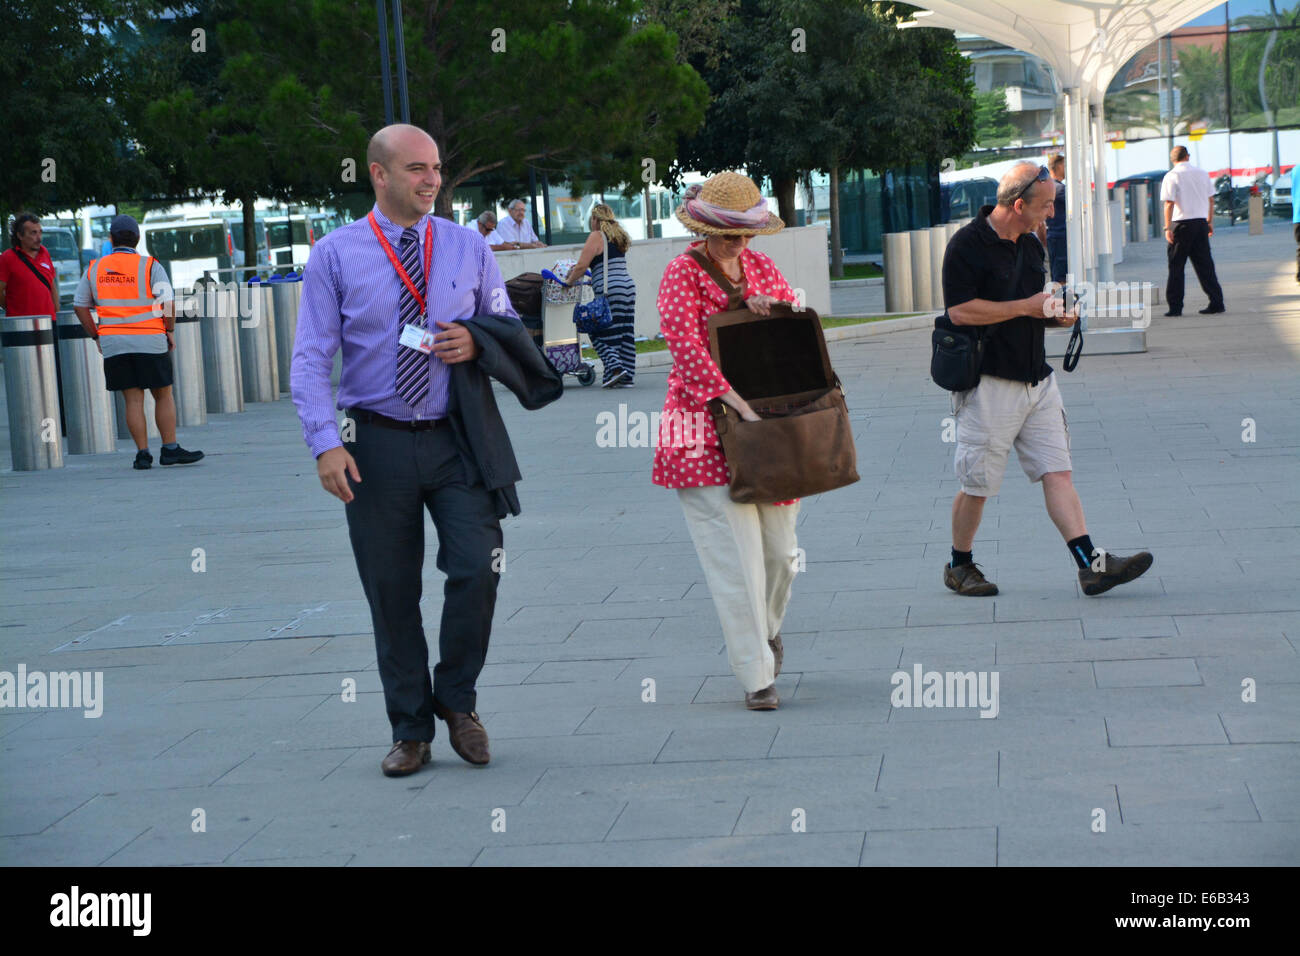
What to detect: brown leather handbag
<box><xmin>688</xmin><ymin>248</ymin><xmax>859</xmax><ymax>504</ymax></box>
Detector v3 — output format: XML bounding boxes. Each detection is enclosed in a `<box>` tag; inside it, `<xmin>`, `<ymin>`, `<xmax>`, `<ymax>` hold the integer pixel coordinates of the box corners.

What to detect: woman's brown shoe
<box><xmin>381</xmin><ymin>740</ymin><xmax>431</xmax><ymax>777</ymax></box>
<box><xmin>769</xmin><ymin>633</ymin><xmax>783</xmax><ymax>677</ymax></box>
<box><xmin>745</xmin><ymin>685</ymin><xmax>780</xmax><ymax>710</ymax></box>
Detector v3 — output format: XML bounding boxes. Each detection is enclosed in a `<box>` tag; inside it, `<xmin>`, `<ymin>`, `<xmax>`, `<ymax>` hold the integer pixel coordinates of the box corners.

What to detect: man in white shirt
<box><xmin>487</xmin><ymin>199</ymin><xmax>545</xmax><ymax>249</ymax></box>
<box><xmin>1160</xmin><ymin>145</ymin><xmax>1225</xmax><ymax>316</ymax></box>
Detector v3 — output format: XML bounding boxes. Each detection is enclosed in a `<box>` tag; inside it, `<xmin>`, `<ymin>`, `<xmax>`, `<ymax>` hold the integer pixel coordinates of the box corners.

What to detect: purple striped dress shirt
<box><xmin>291</xmin><ymin>204</ymin><xmax>519</xmax><ymax>457</ymax></box>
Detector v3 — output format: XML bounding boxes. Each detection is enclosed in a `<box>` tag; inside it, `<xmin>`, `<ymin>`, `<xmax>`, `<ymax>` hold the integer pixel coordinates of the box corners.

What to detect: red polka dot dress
<box><xmin>652</xmin><ymin>242</ymin><xmax>798</xmax><ymax>504</ymax></box>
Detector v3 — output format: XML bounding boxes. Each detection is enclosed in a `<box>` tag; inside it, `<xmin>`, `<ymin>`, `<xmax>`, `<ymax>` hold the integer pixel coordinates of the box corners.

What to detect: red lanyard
<box><xmin>367</xmin><ymin>212</ymin><xmax>433</xmax><ymax>317</ymax></box>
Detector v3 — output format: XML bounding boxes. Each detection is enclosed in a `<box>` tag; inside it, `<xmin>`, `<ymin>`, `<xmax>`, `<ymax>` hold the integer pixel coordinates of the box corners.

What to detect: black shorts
<box><xmin>104</xmin><ymin>351</ymin><xmax>174</xmax><ymax>391</ymax></box>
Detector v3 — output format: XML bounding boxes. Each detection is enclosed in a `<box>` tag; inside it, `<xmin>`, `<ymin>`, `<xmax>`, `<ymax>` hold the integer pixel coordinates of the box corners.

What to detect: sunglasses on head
<box><xmin>1014</xmin><ymin>165</ymin><xmax>1051</xmax><ymax>203</ymax></box>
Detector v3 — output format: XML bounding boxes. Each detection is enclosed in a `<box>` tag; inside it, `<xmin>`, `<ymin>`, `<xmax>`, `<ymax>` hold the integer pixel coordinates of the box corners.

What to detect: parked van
<box><xmin>42</xmin><ymin>226</ymin><xmax>83</xmax><ymax>306</ymax></box>
<box><xmin>1272</xmin><ymin>170</ymin><xmax>1292</xmax><ymax>217</ymax></box>
<box><xmin>265</xmin><ymin>209</ymin><xmax>344</xmax><ymax>266</ymax></box>
<box><xmin>140</xmin><ymin>210</ymin><xmax>269</xmax><ymax>290</ymax></box>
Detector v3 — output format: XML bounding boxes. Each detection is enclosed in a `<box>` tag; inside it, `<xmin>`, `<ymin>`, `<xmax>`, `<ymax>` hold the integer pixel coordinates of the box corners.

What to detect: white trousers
<box><xmin>677</xmin><ymin>485</ymin><xmax>800</xmax><ymax>693</ymax></box>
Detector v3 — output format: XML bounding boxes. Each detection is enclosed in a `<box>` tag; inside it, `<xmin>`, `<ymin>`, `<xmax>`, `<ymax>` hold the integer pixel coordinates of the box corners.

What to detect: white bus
<box><xmin>140</xmin><ymin>202</ymin><xmax>271</xmax><ymax>290</ymax></box>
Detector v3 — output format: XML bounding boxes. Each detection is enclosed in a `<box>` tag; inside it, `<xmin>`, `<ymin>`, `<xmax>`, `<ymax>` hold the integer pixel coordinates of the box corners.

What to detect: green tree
<box><xmin>0</xmin><ymin>1</ymin><xmax>156</xmax><ymax>229</ymax></box>
<box><xmin>294</xmin><ymin>0</ymin><xmax>707</xmax><ymax>215</ymax></box>
<box><xmin>131</xmin><ymin>1</ymin><xmax>370</xmax><ymax>266</ymax></box>
<box><xmin>671</xmin><ymin>0</ymin><xmax>975</xmax><ymax>273</ymax></box>
<box><xmin>1174</xmin><ymin>44</ymin><xmax>1227</xmax><ymax>131</ymax></box>
<box><xmin>972</xmin><ymin>89</ymin><xmax>1019</xmax><ymax>148</ymax></box>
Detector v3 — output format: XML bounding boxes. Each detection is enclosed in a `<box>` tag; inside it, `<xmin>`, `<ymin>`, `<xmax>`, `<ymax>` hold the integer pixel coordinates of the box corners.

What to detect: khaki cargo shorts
<box><xmin>952</xmin><ymin>373</ymin><xmax>1072</xmax><ymax>497</ymax></box>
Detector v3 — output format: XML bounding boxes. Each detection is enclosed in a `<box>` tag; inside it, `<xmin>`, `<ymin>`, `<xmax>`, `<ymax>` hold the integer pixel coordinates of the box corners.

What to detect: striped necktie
<box><xmin>394</xmin><ymin>226</ymin><xmax>428</xmax><ymax>407</ymax></box>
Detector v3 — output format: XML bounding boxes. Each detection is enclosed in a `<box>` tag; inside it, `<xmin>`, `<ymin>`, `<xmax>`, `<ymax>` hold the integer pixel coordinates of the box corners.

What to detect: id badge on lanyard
<box><xmin>368</xmin><ymin>212</ymin><xmax>434</xmax><ymax>352</ymax></box>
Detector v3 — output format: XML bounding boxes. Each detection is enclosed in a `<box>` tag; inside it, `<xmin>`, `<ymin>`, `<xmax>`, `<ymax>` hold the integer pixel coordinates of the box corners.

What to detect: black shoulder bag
<box><xmin>930</xmin><ymin>240</ymin><xmax>1027</xmax><ymax>392</ymax></box>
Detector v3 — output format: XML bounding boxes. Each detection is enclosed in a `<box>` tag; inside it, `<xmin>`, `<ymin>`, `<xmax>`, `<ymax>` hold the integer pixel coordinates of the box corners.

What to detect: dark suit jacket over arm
<box><xmin>448</xmin><ymin>314</ymin><xmax>564</xmax><ymax>517</ymax></box>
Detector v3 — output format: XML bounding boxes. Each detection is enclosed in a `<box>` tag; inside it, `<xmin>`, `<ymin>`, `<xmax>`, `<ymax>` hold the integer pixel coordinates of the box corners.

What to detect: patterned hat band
<box><xmin>681</xmin><ymin>184</ymin><xmax>772</xmax><ymax>230</ymax></box>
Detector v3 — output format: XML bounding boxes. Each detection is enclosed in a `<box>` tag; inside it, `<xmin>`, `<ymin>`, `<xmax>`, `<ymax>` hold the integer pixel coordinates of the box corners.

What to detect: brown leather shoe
<box><xmin>769</xmin><ymin>633</ymin><xmax>783</xmax><ymax>677</ymax></box>
<box><xmin>944</xmin><ymin>562</ymin><xmax>998</xmax><ymax>596</ymax></box>
<box><xmin>745</xmin><ymin>684</ymin><xmax>780</xmax><ymax>711</ymax></box>
<box><xmin>381</xmin><ymin>740</ymin><xmax>430</xmax><ymax>777</ymax></box>
<box><xmin>433</xmin><ymin>700</ymin><xmax>490</xmax><ymax>765</ymax></box>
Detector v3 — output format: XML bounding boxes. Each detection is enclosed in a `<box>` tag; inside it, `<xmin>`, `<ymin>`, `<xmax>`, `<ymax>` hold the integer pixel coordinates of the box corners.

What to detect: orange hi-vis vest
<box><xmin>91</xmin><ymin>252</ymin><xmax>166</xmax><ymax>336</ymax></box>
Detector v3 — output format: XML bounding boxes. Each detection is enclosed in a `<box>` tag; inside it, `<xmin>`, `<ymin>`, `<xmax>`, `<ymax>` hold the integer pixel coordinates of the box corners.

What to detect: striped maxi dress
<box><xmin>588</xmin><ymin>242</ymin><xmax>637</xmax><ymax>384</ymax></box>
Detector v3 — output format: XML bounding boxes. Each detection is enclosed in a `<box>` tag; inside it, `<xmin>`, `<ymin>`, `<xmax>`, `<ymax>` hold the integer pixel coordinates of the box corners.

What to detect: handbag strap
<box><xmin>598</xmin><ymin>230</ymin><xmax>608</xmax><ymax>296</ymax></box>
<box><xmin>14</xmin><ymin>248</ymin><xmax>54</xmax><ymax>295</ymax></box>
<box><xmin>687</xmin><ymin>246</ymin><xmax>746</xmax><ymax>311</ymax></box>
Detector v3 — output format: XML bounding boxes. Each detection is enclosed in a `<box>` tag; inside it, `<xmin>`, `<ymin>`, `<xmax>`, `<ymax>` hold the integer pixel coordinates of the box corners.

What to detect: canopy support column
<box><xmin>1091</xmin><ymin>100</ymin><xmax>1115</xmax><ymax>283</ymax></box>
<box><xmin>1063</xmin><ymin>87</ymin><xmax>1085</xmax><ymax>287</ymax></box>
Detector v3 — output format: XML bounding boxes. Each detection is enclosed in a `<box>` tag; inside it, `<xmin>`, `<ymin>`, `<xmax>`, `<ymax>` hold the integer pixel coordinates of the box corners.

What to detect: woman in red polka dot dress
<box><xmin>653</xmin><ymin>172</ymin><xmax>802</xmax><ymax>712</ymax></box>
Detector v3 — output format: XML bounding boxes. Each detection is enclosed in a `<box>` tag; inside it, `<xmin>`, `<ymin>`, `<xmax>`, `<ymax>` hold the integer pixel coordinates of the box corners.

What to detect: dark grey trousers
<box><xmin>343</xmin><ymin>420</ymin><xmax>501</xmax><ymax>742</ymax></box>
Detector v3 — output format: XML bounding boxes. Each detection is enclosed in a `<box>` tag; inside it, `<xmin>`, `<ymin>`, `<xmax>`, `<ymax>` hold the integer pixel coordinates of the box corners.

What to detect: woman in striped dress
<box><xmin>565</xmin><ymin>203</ymin><xmax>636</xmax><ymax>387</ymax></box>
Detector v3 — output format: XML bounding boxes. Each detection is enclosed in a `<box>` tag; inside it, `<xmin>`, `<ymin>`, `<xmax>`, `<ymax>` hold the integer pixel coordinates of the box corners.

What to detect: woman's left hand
<box><xmin>745</xmin><ymin>294</ymin><xmax>780</xmax><ymax>316</ymax></box>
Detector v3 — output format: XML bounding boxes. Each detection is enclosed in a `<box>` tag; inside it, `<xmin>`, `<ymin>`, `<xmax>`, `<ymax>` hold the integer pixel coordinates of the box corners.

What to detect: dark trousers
<box><xmin>343</xmin><ymin>420</ymin><xmax>502</xmax><ymax>741</ymax></box>
<box><xmin>1046</xmin><ymin>233</ymin><xmax>1067</xmax><ymax>285</ymax></box>
<box><xmin>1166</xmin><ymin>218</ymin><xmax>1225</xmax><ymax>311</ymax></box>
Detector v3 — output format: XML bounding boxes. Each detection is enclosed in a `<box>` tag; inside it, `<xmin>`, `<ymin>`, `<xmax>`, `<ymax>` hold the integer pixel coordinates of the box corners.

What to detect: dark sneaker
<box><xmin>160</xmin><ymin>445</ymin><xmax>204</xmax><ymax>466</ymax></box>
<box><xmin>944</xmin><ymin>562</ymin><xmax>998</xmax><ymax>596</ymax></box>
<box><xmin>1078</xmin><ymin>550</ymin><xmax>1153</xmax><ymax>596</ymax></box>
<box><xmin>1163</xmin><ymin>309</ymin><xmax>1182</xmax><ymax>317</ymax></box>
<box><xmin>133</xmin><ymin>449</ymin><xmax>152</xmax><ymax>470</ymax></box>
<box><xmin>1198</xmin><ymin>305</ymin><xmax>1225</xmax><ymax>314</ymax></box>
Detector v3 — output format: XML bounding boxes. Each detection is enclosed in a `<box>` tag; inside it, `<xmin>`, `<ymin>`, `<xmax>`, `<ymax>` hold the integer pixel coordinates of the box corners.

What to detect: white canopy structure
<box><xmin>902</xmin><ymin>0</ymin><xmax>1225</xmax><ymax>285</ymax></box>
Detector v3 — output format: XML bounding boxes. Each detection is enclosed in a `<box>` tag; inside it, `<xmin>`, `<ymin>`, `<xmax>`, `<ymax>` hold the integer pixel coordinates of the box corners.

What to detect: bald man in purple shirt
<box><xmin>292</xmin><ymin>124</ymin><xmax>519</xmax><ymax>777</ymax></box>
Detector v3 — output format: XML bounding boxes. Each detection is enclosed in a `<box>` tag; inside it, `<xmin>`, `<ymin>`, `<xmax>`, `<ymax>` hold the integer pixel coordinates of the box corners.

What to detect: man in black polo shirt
<box><xmin>940</xmin><ymin>161</ymin><xmax>1153</xmax><ymax>597</ymax></box>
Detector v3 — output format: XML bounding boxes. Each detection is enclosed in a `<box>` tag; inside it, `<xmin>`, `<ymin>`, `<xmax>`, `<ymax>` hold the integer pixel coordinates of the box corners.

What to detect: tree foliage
<box><xmin>0</xmin><ymin>0</ymin><xmax>156</xmax><ymax>225</ymax></box>
<box><xmin>670</xmin><ymin>1</ymin><xmax>975</xmax><ymax>190</ymax></box>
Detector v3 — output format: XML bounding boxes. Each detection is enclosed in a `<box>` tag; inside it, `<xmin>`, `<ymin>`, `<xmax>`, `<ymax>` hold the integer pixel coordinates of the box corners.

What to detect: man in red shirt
<box><xmin>0</xmin><ymin>214</ymin><xmax>58</xmax><ymax>319</ymax></box>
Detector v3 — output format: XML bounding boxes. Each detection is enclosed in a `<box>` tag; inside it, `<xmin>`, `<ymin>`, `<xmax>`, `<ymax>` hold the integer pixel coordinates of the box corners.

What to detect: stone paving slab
<box><xmin>0</xmin><ymin>225</ymin><xmax>1297</xmax><ymax>865</ymax></box>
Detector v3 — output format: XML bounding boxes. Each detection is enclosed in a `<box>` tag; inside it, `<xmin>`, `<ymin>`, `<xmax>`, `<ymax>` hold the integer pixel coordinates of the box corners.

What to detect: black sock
<box><xmin>950</xmin><ymin>548</ymin><xmax>973</xmax><ymax>568</ymax></box>
<box><xmin>1068</xmin><ymin>534</ymin><xmax>1095</xmax><ymax>570</ymax></box>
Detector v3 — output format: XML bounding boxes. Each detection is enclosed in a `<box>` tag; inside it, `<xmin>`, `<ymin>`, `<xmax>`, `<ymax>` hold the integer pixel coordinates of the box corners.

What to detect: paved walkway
<box><xmin>2</xmin><ymin>223</ymin><xmax>1297</xmax><ymax>866</ymax></box>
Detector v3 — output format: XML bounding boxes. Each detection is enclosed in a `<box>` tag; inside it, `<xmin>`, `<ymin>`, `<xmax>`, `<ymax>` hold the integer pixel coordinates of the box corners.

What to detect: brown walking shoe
<box><xmin>769</xmin><ymin>633</ymin><xmax>783</xmax><ymax>677</ymax></box>
<box><xmin>1078</xmin><ymin>550</ymin><xmax>1153</xmax><ymax>596</ymax></box>
<box><xmin>433</xmin><ymin>700</ymin><xmax>490</xmax><ymax>765</ymax></box>
<box><xmin>944</xmin><ymin>562</ymin><xmax>998</xmax><ymax>596</ymax></box>
<box><xmin>380</xmin><ymin>740</ymin><xmax>431</xmax><ymax>777</ymax></box>
<box><xmin>745</xmin><ymin>685</ymin><xmax>780</xmax><ymax>711</ymax></box>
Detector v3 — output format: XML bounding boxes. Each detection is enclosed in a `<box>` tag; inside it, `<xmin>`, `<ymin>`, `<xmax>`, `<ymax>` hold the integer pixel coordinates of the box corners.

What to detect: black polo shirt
<box><xmin>941</xmin><ymin>204</ymin><xmax>1051</xmax><ymax>385</ymax></box>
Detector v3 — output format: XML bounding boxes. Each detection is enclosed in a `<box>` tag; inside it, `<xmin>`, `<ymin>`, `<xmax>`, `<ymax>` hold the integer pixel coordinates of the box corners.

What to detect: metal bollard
<box><xmin>1113</xmin><ymin>185</ymin><xmax>1128</xmax><ymax>244</ymax></box>
<box><xmin>2</xmin><ymin>315</ymin><xmax>63</xmax><ymax>470</ymax></box>
<box><xmin>55</xmin><ymin>311</ymin><xmax>115</xmax><ymax>455</ymax></box>
<box><xmin>114</xmin><ymin>387</ymin><xmax>161</xmax><ymax>441</ymax></box>
<box><xmin>882</xmin><ymin>232</ymin><xmax>913</xmax><ymax>313</ymax></box>
<box><xmin>240</xmin><ymin>279</ymin><xmax>280</xmax><ymax>402</ymax></box>
<box><xmin>908</xmin><ymin>228</ymin><xmax>932</xmax><ymax>313</ymax></box>
<box><xmin>1110</xmin><ymin>199</ymin><xmax>1125</xmax><ymax>265</ymax></box>
<box><xmin>171</xmin><ymin>303</ymin><xmax>208</xmax><ymax>426</ymax></box>
<box><xmin>269</xmin><ymin>273</ymin><xmax>302</xmax><ymax>392</ymax></box>
<box><xmin>199</xmin><ymin>280</ymin><xmax>245</xmax><ymax>413</ymax></box>
<box><xmin>1133</xmin><ymin>183</ymin><xmax>1150</xmax><ymax>241</ymax></box>
<box><xmin>928</xmin><ymin>224</ymin><xmax>948</xmax><ymax>314</ymax></box>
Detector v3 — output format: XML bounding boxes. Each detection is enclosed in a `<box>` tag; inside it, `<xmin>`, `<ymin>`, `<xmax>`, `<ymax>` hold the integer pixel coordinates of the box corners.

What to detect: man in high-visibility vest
<box><xmin>73</xmin><ymin>214</ymin><xmax>203</xmax><ymax>469</ymax></box>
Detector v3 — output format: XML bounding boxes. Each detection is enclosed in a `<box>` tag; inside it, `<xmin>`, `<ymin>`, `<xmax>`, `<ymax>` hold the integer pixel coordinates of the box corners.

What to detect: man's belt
<box><xmin>347</xmin><ymin>407</ymin><xmax>446</xmax><ymax>431</ymax></box>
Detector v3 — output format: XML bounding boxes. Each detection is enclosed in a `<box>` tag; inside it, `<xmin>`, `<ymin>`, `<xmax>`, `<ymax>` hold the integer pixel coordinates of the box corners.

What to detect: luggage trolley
<box><xmin>539</xmin><ymin>262</ymin><xmax>597</xmax><ymax>386</ymax></box>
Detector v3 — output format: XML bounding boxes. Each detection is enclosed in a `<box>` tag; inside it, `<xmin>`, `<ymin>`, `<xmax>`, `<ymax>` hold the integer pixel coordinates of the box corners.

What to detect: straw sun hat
<box><xmin>675</xmin><ymin>171</ymin><xmax>785</xmax><ymax>237</ymax></box>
